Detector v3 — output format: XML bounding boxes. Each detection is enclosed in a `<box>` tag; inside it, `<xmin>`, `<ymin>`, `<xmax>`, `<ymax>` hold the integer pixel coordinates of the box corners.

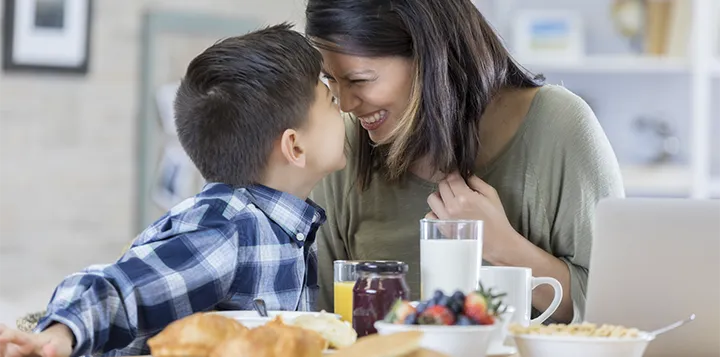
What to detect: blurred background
<box><xmin>0</xmin><ymin>0</ymin><xmax>718</xmax><ymax>326</ymax></box>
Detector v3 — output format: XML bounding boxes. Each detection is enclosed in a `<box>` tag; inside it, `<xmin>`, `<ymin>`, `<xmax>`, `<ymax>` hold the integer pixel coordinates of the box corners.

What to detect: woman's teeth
<box><xmin>359</xmin><ymin>110</ymin><xmax>387</xmax><ymax>123</ymax></box>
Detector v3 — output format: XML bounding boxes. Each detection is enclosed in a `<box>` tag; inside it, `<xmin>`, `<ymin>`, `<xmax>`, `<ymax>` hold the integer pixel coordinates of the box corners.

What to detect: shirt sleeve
<box><xmin>33</xmin><ymin>228</ymin><xmax>240</xmax><ymax>357</ymax></box>
<box><xmin>544</xmin><ymin>90</ymin><xmax>625</xmax><ymax>323</ymax></box>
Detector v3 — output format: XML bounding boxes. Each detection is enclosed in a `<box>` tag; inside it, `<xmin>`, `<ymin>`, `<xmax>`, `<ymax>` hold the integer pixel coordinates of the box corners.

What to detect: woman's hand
<box><xmin>426</xmin><ymin>172</ymin><xmax>520</xmax><ymax>261</ymax></box>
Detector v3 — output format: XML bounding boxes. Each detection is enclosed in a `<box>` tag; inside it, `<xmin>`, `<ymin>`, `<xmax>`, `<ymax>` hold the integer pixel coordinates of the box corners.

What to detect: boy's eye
<box><xmin>322</xmin><ymin>74</ymin><xmax>336</xmax><ymax>82</ymax></box>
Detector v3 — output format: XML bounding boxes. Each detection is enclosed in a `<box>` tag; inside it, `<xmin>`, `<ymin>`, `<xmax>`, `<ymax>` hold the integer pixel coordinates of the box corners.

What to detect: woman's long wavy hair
<box><xmin>306</xmin><ymin>0</ymin><xmax>543</xmax><ymax>191</ymax></box>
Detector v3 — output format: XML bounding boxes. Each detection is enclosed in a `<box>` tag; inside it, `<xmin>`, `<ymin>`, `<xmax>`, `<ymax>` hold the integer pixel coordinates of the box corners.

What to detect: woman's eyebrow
<box><xmin>342</xmin><ymin>69</ymin><xmax>375</xmax><ymax>77</ymax></box>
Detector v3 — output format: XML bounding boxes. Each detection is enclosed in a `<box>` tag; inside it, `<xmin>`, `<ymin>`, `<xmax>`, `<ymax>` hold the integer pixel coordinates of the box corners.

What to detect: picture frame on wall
<box><xmin>512</xmin><ymin>10</ymin><xmax>585</xmax><ymax>64</ymax></box>
<box><xmin>2</xmin><ymin>0</ymin><xmax>93</xmax><ymax>74</ymax></box>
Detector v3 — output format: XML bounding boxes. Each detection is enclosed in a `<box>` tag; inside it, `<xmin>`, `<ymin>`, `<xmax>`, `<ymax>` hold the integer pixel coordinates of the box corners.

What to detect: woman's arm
<box><xmin>487</xmin><ymin>91</ymin><xmax>624</xmax><ymax>323</ymax></box>
<box><xmin>486</xmin><ymin>231</ymin><xmax>576</xmax><ymax>323</ymax></box>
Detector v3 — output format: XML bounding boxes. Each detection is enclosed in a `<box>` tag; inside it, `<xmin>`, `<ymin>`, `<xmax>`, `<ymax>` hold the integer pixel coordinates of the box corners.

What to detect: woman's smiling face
<box><xmin>319</xmin><ymin>49</ymin><xmax>415</xmax><ymax>143</ymax></box>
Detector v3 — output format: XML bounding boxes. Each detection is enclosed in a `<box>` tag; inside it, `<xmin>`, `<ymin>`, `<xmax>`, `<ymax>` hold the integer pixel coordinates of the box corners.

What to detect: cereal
<box><xmin>509</xmin><ymin>322</ymin><xmax>641</xmax><ymax>338</ymax></box>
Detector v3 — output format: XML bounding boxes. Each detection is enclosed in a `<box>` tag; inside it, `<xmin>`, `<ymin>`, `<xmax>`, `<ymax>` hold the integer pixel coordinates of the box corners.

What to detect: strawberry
<box><xmin>418</xmin><ymin>305</ymin><xmax>456</xmax><ymax>325</ymax></box>
<box><xmin>384</xmin><ymin>299</ymin><xmax>417</xmax><ymax>324</ymax></box>
<box><xmin>464</xmin><ymin>282</ymin><xmax>507</xmax><ymax>325</ymax></box>
<box><xmin>464</xmin><ymin>291</ymin><xmax>490</xmax><ymax>323</ymax></box>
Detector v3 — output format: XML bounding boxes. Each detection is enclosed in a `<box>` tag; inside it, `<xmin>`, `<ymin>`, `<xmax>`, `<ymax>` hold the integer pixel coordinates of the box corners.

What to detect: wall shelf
<box><xmin>520</xmin><ymin>55</ymin><xmax>691</xmax><ymax>74</ymax></box>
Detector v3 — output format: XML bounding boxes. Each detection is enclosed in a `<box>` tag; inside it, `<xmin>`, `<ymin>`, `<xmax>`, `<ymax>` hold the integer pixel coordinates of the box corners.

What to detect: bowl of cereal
<box><xmin>509</xmin><ymin>322</ymin><xmax>655</xmax><ymax>357</ymax></box>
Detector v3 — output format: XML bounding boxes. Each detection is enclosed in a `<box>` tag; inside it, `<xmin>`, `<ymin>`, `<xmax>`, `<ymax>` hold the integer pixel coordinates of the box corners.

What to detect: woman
<box><xmin>306</xmin><ymin>0</ymin><xmax>623</xmax><ymax>323</ymax></box>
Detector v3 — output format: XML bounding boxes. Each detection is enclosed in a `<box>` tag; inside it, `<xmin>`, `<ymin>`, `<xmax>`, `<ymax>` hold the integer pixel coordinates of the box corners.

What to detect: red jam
<box><xmin>352</xmin><ymin>261</ymin><xmax>410</xmax><ymax>337</ymax></box>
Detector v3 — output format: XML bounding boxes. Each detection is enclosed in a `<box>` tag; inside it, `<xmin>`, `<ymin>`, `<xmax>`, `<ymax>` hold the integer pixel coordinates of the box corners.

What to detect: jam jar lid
<box><xmin>356</xmin><ymin>261</ymin><xmax>408</xmax><ymax>274</ymax></box>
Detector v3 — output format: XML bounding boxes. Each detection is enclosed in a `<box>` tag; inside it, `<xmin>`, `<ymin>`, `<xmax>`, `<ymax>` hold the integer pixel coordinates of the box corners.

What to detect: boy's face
<box><xmin>301</xmin><ymin>81</ymin><xmax>347</xmax><ymax>176</ymax></box>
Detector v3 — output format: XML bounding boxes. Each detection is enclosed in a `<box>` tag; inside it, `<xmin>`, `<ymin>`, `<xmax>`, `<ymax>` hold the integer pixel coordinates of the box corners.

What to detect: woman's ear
<box><xmin>279</xmin><ymin>129</ymin><xmax>307</xmax><ymax>168</ymax></box>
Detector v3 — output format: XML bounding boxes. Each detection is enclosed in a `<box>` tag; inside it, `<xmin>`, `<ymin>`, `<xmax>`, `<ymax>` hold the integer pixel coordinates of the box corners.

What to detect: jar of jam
<box><xmin>352</xmin><ymin>261</ymin><xmax>410</xmax><ymax>337</ymax></box>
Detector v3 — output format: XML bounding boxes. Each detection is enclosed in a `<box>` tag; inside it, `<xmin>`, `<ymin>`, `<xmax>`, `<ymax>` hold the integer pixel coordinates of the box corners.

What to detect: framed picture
<box><xmin>512</xmin><ymin>10</ymin><xmax>585</xmax><ymax>63</ymax></box>
<box><xmin>2</xmin><ymin>0</ymin><xmax>93</xmax><ymax>73</ymax></box>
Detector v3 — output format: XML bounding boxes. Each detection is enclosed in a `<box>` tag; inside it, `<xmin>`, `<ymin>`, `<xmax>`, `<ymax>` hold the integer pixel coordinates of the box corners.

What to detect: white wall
<box><xmin>0</xmin><ymin>0</ymin><xmax>306</xmax><ymax>325</ymax></box>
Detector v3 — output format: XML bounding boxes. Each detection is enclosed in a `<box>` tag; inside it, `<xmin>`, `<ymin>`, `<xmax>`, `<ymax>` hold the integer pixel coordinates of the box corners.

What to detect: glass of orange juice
<box><xmin>334</xmin><ymin>260</ymin><xmax>360</xmax><ymax>323</ymax></box>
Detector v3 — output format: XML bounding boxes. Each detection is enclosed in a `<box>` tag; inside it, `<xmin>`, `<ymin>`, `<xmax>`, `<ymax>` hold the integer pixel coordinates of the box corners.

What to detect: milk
<box><xmin>420</xmin><ymin>239</ymin><xmax>483</xmax><ymax>299</ymax></box>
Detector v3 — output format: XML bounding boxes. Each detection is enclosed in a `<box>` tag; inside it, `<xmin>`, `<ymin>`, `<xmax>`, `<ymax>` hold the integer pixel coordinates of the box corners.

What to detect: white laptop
<box><xmin>586</xmin><ymin>198</ymin><xmax>720</xmax><ymax>357</ymax></box>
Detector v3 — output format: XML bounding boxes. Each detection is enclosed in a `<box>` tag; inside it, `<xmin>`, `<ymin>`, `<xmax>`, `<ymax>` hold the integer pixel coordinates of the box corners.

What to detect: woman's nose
<box><xmin>337</xmin><ymin>87</ymin><xmax>361</xmax><ymax>113</ymax></box>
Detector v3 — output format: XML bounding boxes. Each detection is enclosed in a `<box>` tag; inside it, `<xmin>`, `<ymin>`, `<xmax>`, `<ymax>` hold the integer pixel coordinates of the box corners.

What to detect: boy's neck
<box><xmin>259</xmin><ymin>169</ymin><xmax>318</xmax><ymax>201</ymax></box>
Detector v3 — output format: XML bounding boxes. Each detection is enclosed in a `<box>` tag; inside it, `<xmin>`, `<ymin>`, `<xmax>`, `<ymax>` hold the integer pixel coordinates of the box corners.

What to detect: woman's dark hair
<box><xmin>306</xmin><ymin>0</ymin><xmax>543</xmax><ymax>190</ymax></box>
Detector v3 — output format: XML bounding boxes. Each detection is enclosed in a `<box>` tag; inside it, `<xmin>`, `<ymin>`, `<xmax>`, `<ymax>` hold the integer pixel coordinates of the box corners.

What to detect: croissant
<box><xmin>210</xmin><ymin>317</ymin><xmax>327</xmax><ymax>357</ymax></box>
<box><xmin>147</xmin><ymin>312</ymin><xmax>248</xmax><ymax>357</ymax></box>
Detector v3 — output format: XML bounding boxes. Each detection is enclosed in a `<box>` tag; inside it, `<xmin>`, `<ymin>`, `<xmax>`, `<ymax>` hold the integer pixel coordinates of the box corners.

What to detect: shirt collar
<box><xmin>244</xmin><ymin>184</ymin><xmax>326</xmax><ymax>246</ymax></box>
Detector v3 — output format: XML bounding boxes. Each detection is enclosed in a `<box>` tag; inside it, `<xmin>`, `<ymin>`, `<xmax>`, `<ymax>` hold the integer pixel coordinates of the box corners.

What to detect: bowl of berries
<box><xmin>375</xmin><ymin>286</ymin><xmax>507</xmax><ymax>357</ymax></box>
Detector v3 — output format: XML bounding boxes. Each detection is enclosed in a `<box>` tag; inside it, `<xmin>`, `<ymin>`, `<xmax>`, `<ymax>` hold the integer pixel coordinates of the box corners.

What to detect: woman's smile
<box><xmin>356</xmin><ymin>109</ymin><xmax>388</xmax><ymax>131</ymax></box>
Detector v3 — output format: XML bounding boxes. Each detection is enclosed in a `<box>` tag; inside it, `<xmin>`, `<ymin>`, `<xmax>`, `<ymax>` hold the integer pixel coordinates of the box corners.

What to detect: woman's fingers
<box><xmin>467</xmin><ymin>175</ymin><xmax>498</xmax><ymax>199</ymax></box>
<box><xmin>444</xmin><ymin>172</ymin><xmax>474</xmax><ymax>196</ymax></box>
<box><xmin>438</xmin><ymin>180</ymin><xmax>454</xmax><ymax>201</ymax></box>
<box><xmin>427</xmin><ymin>192</ymin><xmax>449</xmax><ymax>219</ymax></box>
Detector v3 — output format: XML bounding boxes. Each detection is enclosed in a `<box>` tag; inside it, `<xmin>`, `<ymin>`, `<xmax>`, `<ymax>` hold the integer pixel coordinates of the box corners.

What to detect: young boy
<box><xmin>0</xmin><ymin>23</ymin><xmax>346</xmax><ymax>357</ymax></box>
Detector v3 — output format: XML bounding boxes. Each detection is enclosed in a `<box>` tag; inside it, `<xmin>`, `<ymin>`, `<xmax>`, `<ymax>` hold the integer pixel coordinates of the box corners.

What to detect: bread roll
<box><xmin>147</xmin><ymin>312</ymin><xmax>248</xmax><ymax>357</ymax></box>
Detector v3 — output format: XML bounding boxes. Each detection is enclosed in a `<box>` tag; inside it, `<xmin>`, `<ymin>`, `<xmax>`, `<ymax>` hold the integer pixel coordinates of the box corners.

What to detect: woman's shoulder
<box><xmin>522</xmin><ymin>85</ymin><xmax>610</xmax><ymax>153</ymax></box>
<box><xmin>519</xmin><ymin>84</ymin><xmax>623</xmax><ymax>190</ymax></box>
<box><xmin>526</xmin><ymin>85</ymin><xmax>598</xmax><ymax>133</ymax></box>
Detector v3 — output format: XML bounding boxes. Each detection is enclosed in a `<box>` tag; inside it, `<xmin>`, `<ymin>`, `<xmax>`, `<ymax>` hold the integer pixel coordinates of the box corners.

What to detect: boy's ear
<box><xmin>279</xmin><ymin>129</ymin><xmax>306</xmax><ymax>168</ymax></box>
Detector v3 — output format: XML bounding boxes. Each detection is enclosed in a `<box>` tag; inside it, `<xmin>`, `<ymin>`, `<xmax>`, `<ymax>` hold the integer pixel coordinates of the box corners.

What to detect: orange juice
<box><xmin>333</xmin><ymin>281</ymin><xmax>355</xmax><ymax>323</ymax></box>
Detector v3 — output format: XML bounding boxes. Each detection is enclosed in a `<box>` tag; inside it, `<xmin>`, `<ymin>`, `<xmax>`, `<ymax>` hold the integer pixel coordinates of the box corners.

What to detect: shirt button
<box><xmin>312</xmin><ymin>215</ymin><xmax>318</xmax><ymax>223</ymax></box>
<box><xmin>296</xmin><ymin>233</ymin><xmax>305</xmax><ymax>241</ymax></box>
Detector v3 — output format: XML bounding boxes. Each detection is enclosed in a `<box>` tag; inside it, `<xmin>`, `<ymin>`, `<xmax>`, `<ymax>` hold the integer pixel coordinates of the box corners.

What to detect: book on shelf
<box><xmin>642</xmin><ymin>0</ymin><xmax>692</xmax><ymax>57</ymax></box>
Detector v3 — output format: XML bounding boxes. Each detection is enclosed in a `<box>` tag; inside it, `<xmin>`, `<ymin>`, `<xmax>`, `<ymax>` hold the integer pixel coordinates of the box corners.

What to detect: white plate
<box><xmin>486</xmin><ymin>345</ymin><xmax>517</xmax><ymax>356</ymax></box>
<box><xmin>211</xmin><ymin>310</ymin><xmax>341</xmax><ymax>328</ymax></box>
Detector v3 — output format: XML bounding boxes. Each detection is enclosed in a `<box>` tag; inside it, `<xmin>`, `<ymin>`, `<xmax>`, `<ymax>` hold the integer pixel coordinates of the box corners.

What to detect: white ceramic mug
<box><xmin>479</xmin><ymin>266</ymin><xmax>563</xmax><ymax>326</ymax></box>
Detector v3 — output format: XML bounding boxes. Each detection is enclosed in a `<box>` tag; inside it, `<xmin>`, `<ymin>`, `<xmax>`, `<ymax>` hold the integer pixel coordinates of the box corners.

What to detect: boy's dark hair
<box><xmin>174</xmin><ymin>22</ymin><xmax>323</xmax><ymax>187</ymax></box>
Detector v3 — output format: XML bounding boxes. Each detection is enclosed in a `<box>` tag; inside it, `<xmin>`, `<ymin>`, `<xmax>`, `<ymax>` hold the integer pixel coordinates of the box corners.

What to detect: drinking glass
<box><xmin>419</xmin><ymin>219</ymin><xmax>484</xmax><ymax>299</ymax></box>
<box><xmin>334</xmin><ymin>260</ymin><xmax>360</xmax><ymax>322</ymax></box>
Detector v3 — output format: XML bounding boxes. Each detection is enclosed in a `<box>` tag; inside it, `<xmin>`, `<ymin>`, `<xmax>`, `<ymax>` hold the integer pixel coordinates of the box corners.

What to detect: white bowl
<box><xmin>511</xmin><ymin>332</ymin><xmax>655</xmax><ymax>357</ymax></box>
<box><xmin>487</xmin><ymin>307</ymin><xmax>515</xmax><ymax>352</ymax></box>
<box><xmin>375</xmin><ymin>321</ymin><xmax>498</xmax><ymax>357</ymax></box>
<box><xmin>212</xmin><ymin>310</ymin><xmax>341</xmax><ymax>329</ymax></box>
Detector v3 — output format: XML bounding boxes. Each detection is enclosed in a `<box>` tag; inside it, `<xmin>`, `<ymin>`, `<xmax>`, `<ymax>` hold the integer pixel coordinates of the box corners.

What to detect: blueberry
<box><xmin>456</xmin><ymin>315</ymin><xmax>473</xmax><ymax>326</ymax></box>
<box><xmin>451</xmin><ymin>290</ymin><xmax>465</xmax><ymax>302</ymax></box>
<box><xmin>438</xmin><ymin>296</ymin><xmax>450</xmax><ymax>307</ymax></box>
<box><xmin>404</xmin><ymin>313</ymin><xmax>418</xmax><ymax>325</ymax></box>
<box><xmin>447</xmin><ymin>300</ymin><xmax>463</xmax><ymax>315</ymax></box>
<box><xmin>432</xmin><ymin>290</ymin><xmax>445</xmax><ymax>304</ymax></box>
<box><xmin>416</xmin><ymin>301</ymin><xmax>429</xmax><ymax>314</ymax></box>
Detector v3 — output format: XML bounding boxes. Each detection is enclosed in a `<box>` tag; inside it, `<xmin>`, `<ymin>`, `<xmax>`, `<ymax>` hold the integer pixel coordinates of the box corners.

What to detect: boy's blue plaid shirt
<box><xmin>34</xmin><ymin>183</ymin><xmax>325</xmax><ymax>357</ymax></box>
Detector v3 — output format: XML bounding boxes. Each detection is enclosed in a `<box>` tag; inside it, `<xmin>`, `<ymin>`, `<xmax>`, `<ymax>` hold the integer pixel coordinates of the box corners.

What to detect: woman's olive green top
<box><xmin>310</xmin><ymin>85</ymin><xmax>625</xmax><ymax>322</ymax></box>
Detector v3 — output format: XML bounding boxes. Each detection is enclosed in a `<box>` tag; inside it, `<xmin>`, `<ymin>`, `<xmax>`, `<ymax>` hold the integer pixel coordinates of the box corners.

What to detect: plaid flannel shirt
<box><xmin>34</xmin><ymin>183</ymin><xmax>325</xmax><ymax>357</ymax></box>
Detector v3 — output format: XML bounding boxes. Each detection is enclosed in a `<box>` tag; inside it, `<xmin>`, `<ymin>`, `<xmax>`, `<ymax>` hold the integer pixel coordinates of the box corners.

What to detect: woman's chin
<box><xmin>364</xmin><ymin>125</ymin><xmax>394</xmax><ymax>144</ymax></box>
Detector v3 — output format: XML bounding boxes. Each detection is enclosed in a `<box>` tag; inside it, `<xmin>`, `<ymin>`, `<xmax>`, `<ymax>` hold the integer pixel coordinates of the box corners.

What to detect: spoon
<box><xmin>650</xmin><ymin>314</ymin><xmax>696</xmax><ymax>337</ymax></box>
<box><xmin>253</xmin><ymin>298</ymin><xmax>269</xmax><ymax>317</ymax></box>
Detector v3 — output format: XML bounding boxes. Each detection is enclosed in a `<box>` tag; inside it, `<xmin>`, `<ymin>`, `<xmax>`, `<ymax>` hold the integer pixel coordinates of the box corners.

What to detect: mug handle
<box><xmin>529</xmin><ymin>277</ymin><xmax>563</xmax><ymax>325</ymax></box>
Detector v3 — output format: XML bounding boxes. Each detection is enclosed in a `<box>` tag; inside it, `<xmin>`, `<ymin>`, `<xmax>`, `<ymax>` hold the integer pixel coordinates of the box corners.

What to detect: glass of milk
<box><xmin>420</xmin><ymin>219</ymin><xmax>484</xmax><ymax>299</ymax></box>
